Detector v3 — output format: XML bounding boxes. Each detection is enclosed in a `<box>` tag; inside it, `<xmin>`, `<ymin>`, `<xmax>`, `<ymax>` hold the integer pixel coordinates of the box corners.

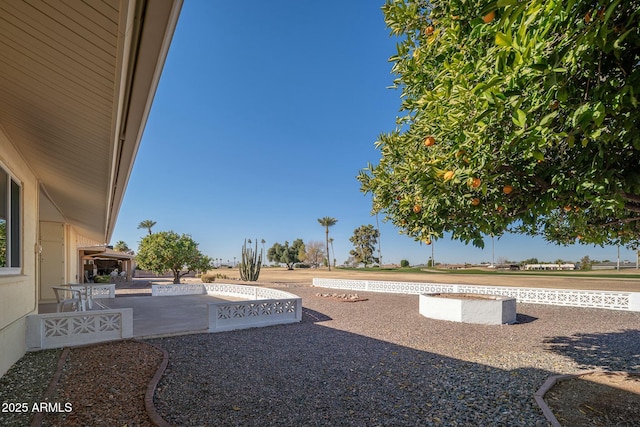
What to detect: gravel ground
<box><xmin>148</xmin><ymin>285</ymin><xmax>640</xmax><ymax>426</ymax></box>
<box><xmin>0</xmin><ymin>349</ymin><xmax>61</xmax><ymax>427</ymax></box>
<box><xmin>2</xmin><ymin>283</ymin><xmax>640</xmax><ymax>426</ymax></box>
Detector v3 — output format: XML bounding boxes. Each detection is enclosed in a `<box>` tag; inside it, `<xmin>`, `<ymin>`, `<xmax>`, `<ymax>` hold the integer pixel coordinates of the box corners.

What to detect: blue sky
<box><xmin>111</xmin><ymin>0</ymin><xmax>637</xmax><ymax>266</ymax></box>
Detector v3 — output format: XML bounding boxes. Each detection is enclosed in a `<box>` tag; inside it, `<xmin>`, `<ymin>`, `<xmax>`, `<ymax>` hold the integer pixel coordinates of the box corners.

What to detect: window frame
<box><xmin>0</xmin><ymin>163</ymin><xmax>22</xmax><ymax>275</ymax></box>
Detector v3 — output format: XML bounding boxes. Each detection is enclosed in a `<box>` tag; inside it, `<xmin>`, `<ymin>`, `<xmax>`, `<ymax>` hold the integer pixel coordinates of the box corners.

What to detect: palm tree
<box><xmin>137</xmin><ymin>219</ymin><xmax>157</xmax><ymax>235</ymax></box>
<box><xmin>113</xmin><ymin>240</ymin><xmax>131</xmax><ymax>253</ymax></box>
<box><xmin>329</xmin><ymin>237</ymin><xmax>335</xmax><ymax>268</ymax></box>
<box><xmin>317</xmin><ymin>217</ymin><xmax>338</xmax><ymax>271</ymax></box>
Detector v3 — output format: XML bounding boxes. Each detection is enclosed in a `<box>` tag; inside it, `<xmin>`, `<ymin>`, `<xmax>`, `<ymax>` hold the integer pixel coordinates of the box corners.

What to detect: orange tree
<box><xmin>136</xmin><ymin>231</ymin><xmax>212</xmax><ymax>284</ymax></box>
<box><xmin>359</xmin><ymin>0</ymin><xmax>640</xmax><ymax>248</ymax></box>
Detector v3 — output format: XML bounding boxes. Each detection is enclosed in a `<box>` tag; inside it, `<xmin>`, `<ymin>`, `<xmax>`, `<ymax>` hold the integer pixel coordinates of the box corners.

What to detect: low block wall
<box><xmin>152</xmin><ymin>283</ymin><xmax>303</xmax><ymax>332</ymax></box>
<box><xmin>313</xmin><ymin>278</ymin><xmax>640</xmax><ymax>312</ymax></box>
<box><xmin>419</xmin><ymin>294</ymin><xmax>517</xmax><ymax>324</ymax></box>
<box><xmin>152</xmin><ymin>283</ymin><xmax>207</xmax><ymax>296</ymax></box>
<box><xmin>26</xmin><ymin>309</ymin><xmax>133</xmax><ymax>350</ymax></box>
<box><xmin>69</xmin><ymin>284</ymin><xmax>116</xmax><ymax>299</ymax></box>
<box><xmin>208</xmin><ymin>298</ymin><xmax>302</xmax><ymax>332</ymax></box>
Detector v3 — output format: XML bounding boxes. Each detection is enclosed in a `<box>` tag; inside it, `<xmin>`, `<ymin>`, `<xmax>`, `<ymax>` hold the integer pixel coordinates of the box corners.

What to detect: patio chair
<box><xmin>52</xmin><ymin>286</ymin><xmax>86</xmax><ymax>312</ymax></box>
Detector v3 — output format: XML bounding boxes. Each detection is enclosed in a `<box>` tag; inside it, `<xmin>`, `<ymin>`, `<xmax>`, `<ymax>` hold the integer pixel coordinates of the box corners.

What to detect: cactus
<box><xmin>239</xmin><ymin>238</ymin><xmax>262</xmax><ymax>281</ymax></box>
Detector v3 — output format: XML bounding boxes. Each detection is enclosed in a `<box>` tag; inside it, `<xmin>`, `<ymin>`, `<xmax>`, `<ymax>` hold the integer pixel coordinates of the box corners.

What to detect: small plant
<box><xmin>201</xmin><ymin>273</ymin><xmax>216</xmax><ymax>283</ymax></box>
<box><xmin>239</xmin><ymin>239</ymin><xmax>263</xmax><ymax>281</ymax></box>
<box><xmin>201</xmin><ymin>272</ymin><xmax>230</xmax><ymax>283</ymax></box>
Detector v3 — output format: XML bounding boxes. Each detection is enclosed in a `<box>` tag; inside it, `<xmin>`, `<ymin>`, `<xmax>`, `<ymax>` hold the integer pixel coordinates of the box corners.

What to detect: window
<box><xmin>0</xmin><ymin>166</ymin><xmax>21</xmax><ymax>270</ymax></box>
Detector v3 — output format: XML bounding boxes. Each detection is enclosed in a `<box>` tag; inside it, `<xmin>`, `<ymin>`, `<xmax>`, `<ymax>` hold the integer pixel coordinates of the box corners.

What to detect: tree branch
<box><xmin>622</xmin><ymin>192</ymin><xmax>640</xmax><ymax>204</ymax></box>
<box><xmin>624</xmin><ymin>203</ymin><xmax>640</xmax><ymax>214</ymax></box>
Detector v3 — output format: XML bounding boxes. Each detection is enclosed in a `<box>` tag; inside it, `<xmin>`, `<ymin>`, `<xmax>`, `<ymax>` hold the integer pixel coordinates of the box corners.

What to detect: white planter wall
<box><xmin>313</xmin><ymin>278</ymin><xmax>640</xmax><ymax>312</ymax></box>
<box><xmin>26</xmin><ymin>309</ymin><xmax>133</xmax><ymax>350</ymax></box>
<box><xmin>153</xmin><ymin>283</ymin><xmax>303</xmax><ymax>332</ymax></box>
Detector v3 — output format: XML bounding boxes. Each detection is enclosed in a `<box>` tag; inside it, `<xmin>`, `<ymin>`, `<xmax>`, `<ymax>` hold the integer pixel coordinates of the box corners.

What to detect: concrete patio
<box><xmin>38</xmin><ymin>293</ymin><xmax>245</xmax><ymax>339</ymax></box>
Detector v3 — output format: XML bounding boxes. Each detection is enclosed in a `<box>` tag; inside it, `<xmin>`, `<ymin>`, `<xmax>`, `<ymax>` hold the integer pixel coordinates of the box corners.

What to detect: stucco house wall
<box><xmin>0</xmin><ymin>126</ymin><xmax>39</xmax><ymax>376</ymax></box>
<box><xmin>0</xmin><ymin>0</ymin><xmax>182</xmax><ymax>378</ymax></box>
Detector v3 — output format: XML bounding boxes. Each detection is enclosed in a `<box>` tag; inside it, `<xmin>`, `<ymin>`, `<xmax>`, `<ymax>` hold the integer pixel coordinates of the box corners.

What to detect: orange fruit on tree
<box><xmin>424</xmin><ymin>238</ymin><xmax>432</xmax><ymax>245</ymax></box>
<box><xmin>470</xmin><ymin>177</ymin><xmax>481</xmax><ymax>188</ymax></box>
<box><xmin>482</xmin><ymin>11</ymin><xmax>495</xmax><ymax>23</ymax></box>
<box><xmin>471</xmin><ymin>198</ymin><xmax>480</xmax><ymax>206</ymax></box>
<box><xmin>425</xmin><ymin>25</ymin><xmax>434</xmax><ymax>35</ymax></box>
<box><xmin>496</xmin><ymin>205</ymin><xmax>504</xmax><ymax>212</ymax></box>
<box><xmin>503</xmin><ymin>185</ymin><xmax>513</xmax><ymax>194</ymax></box>
<box><xmin>563</xmin><ymin>205</ymin><xmax>572</xmax><ymax>212</ymax></box>
<box><xmin>443</xmin><ymin>170</ymin><xmax>455</xmax><ymax>181</ymax></box>
<box><xmin>424</xmin><ymin>136</ymin><xmax>436</xmax><ymax>147</ymax></box>
<box><xmin>413</xmin><ymin>204</ymin><xmax>422</xmax><ymax>213</ymax></box>
<box><xmin>584</xmin><ymin>12</ymin><xmax>591</xmax><ymax>23</ymax></box>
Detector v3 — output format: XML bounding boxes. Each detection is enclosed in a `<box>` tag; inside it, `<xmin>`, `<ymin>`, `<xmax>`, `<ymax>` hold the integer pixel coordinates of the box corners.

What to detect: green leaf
<box><xmin>497</xmin><ymin>0</ymin><xmax>518</xmax><ymax>7</ymax></box>
<box><xmin>539</xmin><ymin>111</ymin><xmax>557</xmax><ymax>127</ymax></box>
<box><xmin>512</xmin><ymin>108</ymin><xmax>527</xmax><ymax>128</ymax></box>
<box><xmin>495</xmin><ymin>32</ymin><xmax>512</xmax><ymax>47</ymax></box>
<box><xmin>532</xmin><ymin>151</ymin><xmax>544</xmax><ymax>161</ymax></box>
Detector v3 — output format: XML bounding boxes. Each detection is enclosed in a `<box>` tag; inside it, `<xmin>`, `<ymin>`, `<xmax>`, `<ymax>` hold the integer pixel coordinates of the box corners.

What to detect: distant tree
<box><xmin>329</xmin><ymin>237</ymin><xmax>336</xmax><ymax>268</ymax></box>
<box><xmin>113</xmin><ymin>241</ymin><xmax>131</xmax><ymax>254</ymax></box>
<box><xmin>136</xmin><ymin>231</ymin><xmax>212</xmax><ymax>284</ymax></box>
<box><xmin>344</xmin><ymin>255</ymin><xmax>357</xmax><ymax>268</ymax></box>
<box><xmin>267</xmin><ymin>239</ymin><xmax>305</xmax><ymax>270</ymax></box>
<box><xmin>496</xmin><ymin>257</ymin><xmax>510</xmax><ymax>265</ymax></box>
<box><xmin>400</xmin><ymin>259</ymin><xmax>410</xmax><ymax>268</ymax></box>
<box><xmin>580</xmin><ymin>255</ymin><xmax>593</xmax><ymax>270</ymax></box>
<box><xmin>317</xmin><ymin>217</ymin><xmax>338</xmax><ymax>271</ymax></box>
<box><xmin>137</xmin><ymin>219</ymin><xmax>157</xmax><ymax>235</ymax></box>
<box><xmin>521</xmin><ymin>258</ymin><xmax>540</xmax><ymax>265</ymax></box>
<box><xmin>349</xmin><ymin>224</ymin><xmax>380</xmax><ymax>268</ymax></box>
<box><xmin>303</xmin><ymin>241</ymin><xmax>326</xmax><ymax>268</ymax></box>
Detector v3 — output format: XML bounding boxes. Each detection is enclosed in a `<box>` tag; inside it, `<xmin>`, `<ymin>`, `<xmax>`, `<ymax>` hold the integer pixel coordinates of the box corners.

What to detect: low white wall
<box><xmin>419</xmin><ymin>294</ymin><xmax>517</xmax><ymax>324</ymax></box>
<box><xmin>313</xmin><ymin>278</ymin><xmax>640</xmax><ymax>312</ymax></box>
<box><xmin>26</xmin><ymin>309</ymin><xmax>133</xmax><ymax>350</ymax></box>
<box><xmin>152</xmin><ymin>282</ymin><xmax>303</xmax><ymax>332</ymax></box>
<box><xmin>208</xmin><ymin>299</ymin><xmax>302</xmax><ymax>332</ymax></box>
<box><xmin>152</xmin><ymin>283</ymin><xmax>206</xmax><ymax>296</ymax></box>
<box><xmin>152</xmin><ymin>282</ymin><xmax>300</xmax><ymax>301</ymax></box>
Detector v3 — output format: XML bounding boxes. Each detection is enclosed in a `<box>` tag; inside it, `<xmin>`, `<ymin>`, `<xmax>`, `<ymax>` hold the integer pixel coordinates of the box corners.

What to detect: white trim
<box><xmin>0</xmin><ymin>268</ymin><xmax>21</xmax><ymax>276</ymax></box>
<box><xmin>0</xmin><ymin>161</ymin><xmax>22</xmax><ymax>270</ymax></box>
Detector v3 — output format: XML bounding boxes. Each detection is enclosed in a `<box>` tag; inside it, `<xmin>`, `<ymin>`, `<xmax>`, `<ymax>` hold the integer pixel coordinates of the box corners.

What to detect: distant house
<box><xmin>524</xmin><ymin>263</ymin><xmax>576</xmax><ymax>271</ymax></box>
<box><xmin>0</xmin><ymin>0</ymin><xmax>183</xmax><ymax>377</ymax></box>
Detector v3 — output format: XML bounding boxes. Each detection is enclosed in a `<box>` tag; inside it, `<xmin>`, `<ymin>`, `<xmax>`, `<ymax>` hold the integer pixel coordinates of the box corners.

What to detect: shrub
<box><xmin>201</xmin><ymin>273</ymin><xmax>230</xmax><ymax>283</ymax></box>
<box><xmin>201</xmin><ymin>273</ymin><xmax>216</xmax><ymax>283</ymax></box>
<box><xmin>400</xmin><ymin>259</ymin><xmax>410</xmax><ymax>268</ymax></box>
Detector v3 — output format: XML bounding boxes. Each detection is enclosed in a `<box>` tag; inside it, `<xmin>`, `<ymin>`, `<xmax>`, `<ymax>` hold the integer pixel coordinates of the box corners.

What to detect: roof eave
<box><xmin>104</xmin><ymin>0</ymin><xmax>183</xmax><ymax>243</ymax></box>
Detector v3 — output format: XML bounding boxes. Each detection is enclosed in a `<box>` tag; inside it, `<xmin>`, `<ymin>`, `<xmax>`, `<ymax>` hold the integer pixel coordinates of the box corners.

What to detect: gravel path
<box><xmin>148</xmin><ymin>285</ymin><xmax>640</xmax><ymax>426</ymax></box>
<box><xmin>2</xmin><ymin>283</ymin><xmax>640</xmax><ymax>426</ymax></box>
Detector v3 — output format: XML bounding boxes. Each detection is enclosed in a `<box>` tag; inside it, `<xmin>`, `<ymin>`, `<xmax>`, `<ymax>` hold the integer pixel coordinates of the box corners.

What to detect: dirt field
<box><xmin>200</xmin><ymin>266</ymin><xmax>640</xmax><ymax>292</ymax></box>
